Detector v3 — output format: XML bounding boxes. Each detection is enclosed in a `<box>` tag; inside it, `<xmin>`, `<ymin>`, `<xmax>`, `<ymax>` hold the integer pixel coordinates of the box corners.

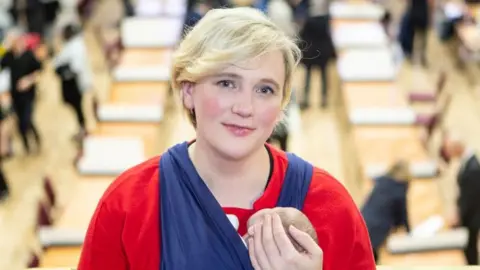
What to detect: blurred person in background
<box><xmin>399</xmin><ymin>0</ymin><xmax>432</xmax><ymax>66</ymax></box>
<box><xmin>184</xmin><ymin>0</ymin><xmax>231</xmax><ymax>34</ymax></box>
<box><xmin>298</xmin><ymin>0</ymin><xmax>336</xmax><ymax>109</ymax></box>
<box><xmin>265</xmin><ymin>0</ymin><xmax>298</xmax><ymax>151</ymax></box>
<box><xmin>361</xmin><ymin>160</ymin><xmax>412</xmax><ymax>263</ymax></box>
<box><xmin>0</xmin><ymin>98</ymin><xmax>13</xmax><ymax>159</ymax></box>
<box><xmin>53</xmin><ymin>24</ymin><xmax>92</xmax><ymax>140</ymax></box>
<box><xmin>0</xmin><ymin>30</ymin><xmax>42</xmax><ymax>155</ymax></box>
<box><xmin>443</xmin><ymin>135</ymin><xmax>480</xmax><ymax>265</ymax></box>
<box><xmin>0</xmin><ymin>164</ymin><xmax>8</xmax><ymax>202</ymax></box>
<box><xmin>11</xmin><ymin>0</ymin><xmax>47</xmax><ymax>38</ymax></box>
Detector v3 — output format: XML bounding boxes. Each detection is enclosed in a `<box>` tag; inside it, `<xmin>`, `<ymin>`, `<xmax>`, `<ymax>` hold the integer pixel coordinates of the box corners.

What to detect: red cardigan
<box><xmin>78</xmin><ymin>146</ymin><xmax>375</xmax><ymax>270</ymax></box>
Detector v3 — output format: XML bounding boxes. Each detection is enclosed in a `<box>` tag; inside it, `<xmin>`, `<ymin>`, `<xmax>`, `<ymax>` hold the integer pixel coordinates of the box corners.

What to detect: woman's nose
<box><xmin>231</xmin><ymin>90</ymin><xmax>254</xmax><ymax>117</ymax></box>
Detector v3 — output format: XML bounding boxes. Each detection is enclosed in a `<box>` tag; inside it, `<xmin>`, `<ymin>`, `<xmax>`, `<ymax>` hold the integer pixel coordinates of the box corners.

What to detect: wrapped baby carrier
<box><xmin>159</xmin><ymin>142</ymin><xmax>313</xmax><ymax>269</ymax></box>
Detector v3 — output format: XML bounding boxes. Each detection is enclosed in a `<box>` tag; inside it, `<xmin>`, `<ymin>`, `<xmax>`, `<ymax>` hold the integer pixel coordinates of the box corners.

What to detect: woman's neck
<box><xmin>189</xmin><ymin>138</ymin><xmax>271</xmax><ymax>203</ymax></box>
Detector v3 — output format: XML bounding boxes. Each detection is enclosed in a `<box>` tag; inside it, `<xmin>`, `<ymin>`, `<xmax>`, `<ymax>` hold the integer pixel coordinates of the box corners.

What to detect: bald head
<box><xmin>443</xmin><ymin>133</ymin><xmax>466</xmax><ymax>159</ymax></box>
<box><xmin>246</xmin><ymin>207</ymin><xmax>318</xmax><ymax>252</ymax></box>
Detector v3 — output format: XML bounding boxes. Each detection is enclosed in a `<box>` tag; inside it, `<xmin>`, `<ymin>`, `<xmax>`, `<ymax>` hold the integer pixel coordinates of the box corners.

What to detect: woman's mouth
<box><xmin>222</xmin><ymin>124</ymin><xmax>255</xmax><ymax>137</ymax></box>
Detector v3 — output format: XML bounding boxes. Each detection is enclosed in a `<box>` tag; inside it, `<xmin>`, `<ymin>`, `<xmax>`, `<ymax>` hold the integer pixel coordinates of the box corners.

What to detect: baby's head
<box><xmin>246</xmin><ymin>207</ymin><xmax>318</xmax><ymax>252</ymax></box>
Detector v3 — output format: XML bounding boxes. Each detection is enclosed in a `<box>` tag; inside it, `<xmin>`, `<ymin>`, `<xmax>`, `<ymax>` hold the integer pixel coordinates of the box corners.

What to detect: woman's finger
<box><xmin>289</xmin><ymin>225</ymin><xmax>323</xmax><ymax>257</ymax></box>
<box><xmin>261</xmin><ymin>214</ymin><xmax>282</xmax><ymax>265</ymax></box>
<box><xmin>254</xmin><ymin>223</ymin><xmax>271</xmax><ymax>269</ymax></box>
<box><xmin>248</xmin><ymin>237</ymin><xmax>261</xmax><ymax>270</ymax></box>
<box><xmin>271</xmin><ymin>213</ymin><xmax>297</xmax><ymax>257</ymax></box>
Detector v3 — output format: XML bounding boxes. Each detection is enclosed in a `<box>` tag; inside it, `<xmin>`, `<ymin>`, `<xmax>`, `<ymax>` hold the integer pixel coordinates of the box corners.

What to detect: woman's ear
<box><xmin>181</xmin><ymin>82</ymin><xmax>195</xmax><ymax>110</ymax></box>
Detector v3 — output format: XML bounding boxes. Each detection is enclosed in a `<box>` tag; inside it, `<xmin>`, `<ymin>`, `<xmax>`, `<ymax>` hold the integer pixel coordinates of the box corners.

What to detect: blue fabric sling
<box><xmin>159</xmin><ymin>142</ymin><xmax>313</xmax><ymax>270</ymax></box>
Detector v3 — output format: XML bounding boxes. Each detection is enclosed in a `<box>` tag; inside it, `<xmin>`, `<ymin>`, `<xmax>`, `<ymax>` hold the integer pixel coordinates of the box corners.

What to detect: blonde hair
<box><xmin>386</xmin><ymin>160</ymin><xmax>412</xmax><ymax>182</ymax></box>
<box><xmin>171</xmin><ymin>7</ymin><xmax>302</xmax><ymax>127</ymax></box>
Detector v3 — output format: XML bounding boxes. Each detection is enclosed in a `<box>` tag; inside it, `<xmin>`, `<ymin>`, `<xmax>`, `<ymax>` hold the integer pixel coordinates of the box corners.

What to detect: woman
<box><xmin>361</xmin><ymin>161</ymin><xmax>412</xmax><ymax>263</ymax></box>
<box><xmin>78</xmin><ymin>7</ymin><xmax>375</xmax><ymax>270</ymax></box>
<box><xmin>299</xmin><ymin>0</ymin><xmax>336</xmax><ymax>109</ymax></box>
<box><xmin>53</xmin><ymin>24</ymin><xmax>92</xmax><ymax>140</ymax></box>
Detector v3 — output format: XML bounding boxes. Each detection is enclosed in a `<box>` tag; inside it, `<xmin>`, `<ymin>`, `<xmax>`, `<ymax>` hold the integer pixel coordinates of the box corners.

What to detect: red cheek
<box><xmin>200</xmin><ymin>95</ymin><xmax>224</xmax><ymax>118</ymax></box>
<box><xmin>257</xmin><ymin>104</ymin><xmax>281</xmax><ymax>125</ymax></box>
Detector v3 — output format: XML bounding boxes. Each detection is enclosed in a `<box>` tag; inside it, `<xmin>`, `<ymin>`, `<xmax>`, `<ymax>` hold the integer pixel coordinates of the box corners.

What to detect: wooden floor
<box><xmin>2</xmin><ymin>1</ymin><xmax>480</xmax><ymax>270</ymax></box>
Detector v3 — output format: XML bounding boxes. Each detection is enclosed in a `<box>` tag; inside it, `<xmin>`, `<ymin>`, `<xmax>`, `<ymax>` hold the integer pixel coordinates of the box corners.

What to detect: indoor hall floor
<box><xmin>2</xmin><ymin>12</ymin><xmax>480</xmax><ymax>270</ymax></box>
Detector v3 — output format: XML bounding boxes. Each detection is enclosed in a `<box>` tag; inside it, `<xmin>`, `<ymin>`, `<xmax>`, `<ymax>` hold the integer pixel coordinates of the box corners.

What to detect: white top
<box><xmin>310</xmin><ymin>0</ymin><xmax>332</xmax><ymax>17</ymax></box>
<box><xmin>53</xmin><ymin>34</ymin><xmax>93</xmax><ymax>93</ymax></box>
<box><xmin>268</xmin><ymin>0</ymin><xmax>296</xmax><ymax>37</ymax></box>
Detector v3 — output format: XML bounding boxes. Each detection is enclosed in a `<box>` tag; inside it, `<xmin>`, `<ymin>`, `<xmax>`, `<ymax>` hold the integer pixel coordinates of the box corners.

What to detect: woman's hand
<box><xmin>246</xmin><ymin>213</ymin><xmax>323</xmax><ymax>270</ymax></box>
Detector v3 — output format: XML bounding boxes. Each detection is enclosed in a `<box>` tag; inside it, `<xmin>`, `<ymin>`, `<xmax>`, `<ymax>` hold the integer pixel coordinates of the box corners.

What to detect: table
<box><xmin>332</xmin><ymin>2</ymin><xmax>464</xmax><ymax>263</ymax></box>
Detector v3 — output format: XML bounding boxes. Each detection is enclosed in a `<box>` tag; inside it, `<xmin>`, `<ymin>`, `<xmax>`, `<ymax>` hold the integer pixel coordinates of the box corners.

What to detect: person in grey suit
<box><xmin>443</xmin><ymin>137</ymin><xmax>480</xmax><ymax>265</ymax></box>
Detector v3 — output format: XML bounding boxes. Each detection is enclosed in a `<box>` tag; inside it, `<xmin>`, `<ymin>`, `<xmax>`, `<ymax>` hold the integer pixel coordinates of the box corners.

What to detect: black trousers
<box><xmin>0</xmin><ymin>167</ymin><xmax>8</xmax><ymax>197</ymax></box>
<box><xmin>68</xmin><ymin>96</ymin><xmax>85</xmax><ymax>130</ymax></box>
<box><xmin>372</xmin><ymin>248</ymin><xmax>379</xmax><ymax>264</ymax></box>
<box><xmin>12</xmin><ymin>98</ymin><xmax>40</xmax><ymax>153</ymax></box>
<box><xmin>303</xmin><ymin>64</ymin><xmax>328</xmax><ymax>107</ymax></box>
<box><xmin>63</xmin><ymin>84</ymin><xmax>85</xmax><ymax>130</ymax></box>
<box><xmin>464</xmin><ymin>226</ymin><xmax>479</xmax><ymax>265</ymax></box>
<box><xmin>123</xmin><ymin>0</ymin><xmax>135</xmax><ymax>17</ymax></box>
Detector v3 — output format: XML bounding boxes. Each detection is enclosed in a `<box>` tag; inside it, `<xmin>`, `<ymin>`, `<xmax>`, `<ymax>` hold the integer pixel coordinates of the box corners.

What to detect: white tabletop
<box><xmin>98</xmin><ymin>103</ymin><xmax>164</xmax><ymax>122</ymax></box>
<box><xmin>77</xmin><ymin>136</ymin><xmax>146</xmax><ymax>176</ymax></box>
<box><xmin>330</xmin><ymin>1</ymin><xmax>385</xmax><ymax>20</ymax></box>
<box><xmin>121</xmin><ymin>17</ymin><xmax>183</xmax><ymax>48</ymax></box>
<box><xmin>135</xmin><ymin>0</ymin><xmax>187</xmax><ymax>17</ymax></box>
<box><xmin>333</xmin><ymin>22</ymin><xmax>388</xmax><ymax>49</ymax></box>
<box><xmin>337</xmin><ymin>48</ymin><xmax>397</xmax><ymax>82</ymax></box>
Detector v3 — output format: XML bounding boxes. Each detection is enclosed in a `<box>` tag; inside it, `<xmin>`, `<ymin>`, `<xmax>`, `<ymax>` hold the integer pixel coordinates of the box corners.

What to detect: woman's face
<box><xmin>182</xmin><ymin>50</ymin><xmax>286</xmax><ymax>160</ymax></box>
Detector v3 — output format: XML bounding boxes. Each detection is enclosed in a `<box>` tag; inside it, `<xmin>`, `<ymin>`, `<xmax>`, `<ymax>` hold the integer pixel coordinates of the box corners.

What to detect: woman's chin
<box><xmin>213</xmin><ymin>137</ymin><xmax>264</xmax><ymax>161</ymax></box>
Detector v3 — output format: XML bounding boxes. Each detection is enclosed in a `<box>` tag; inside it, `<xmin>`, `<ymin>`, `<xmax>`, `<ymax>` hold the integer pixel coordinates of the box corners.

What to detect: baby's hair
<box><xmin>171</xmin><ymin>7</ymin><xmax>302</xmax><ymax>127</ymax></box>
<box><xmin>276</xmin><ymin>209</ymin><xmax>318</xmax><ymax>252</ymax></box>
<box><xmin>247</xmin><ymin>207</ymin><xmax>318</xmax><ymax>253</ymax></box>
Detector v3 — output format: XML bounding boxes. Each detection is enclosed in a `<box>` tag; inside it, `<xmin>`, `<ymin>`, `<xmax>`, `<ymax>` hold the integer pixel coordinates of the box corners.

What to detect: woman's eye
<box><xmin>258</xmin><ymin>86</ymin><xmax>274</xmax><ymax>95</ymax></box>
<box><xmin>216</xmin><ymin>80</ymin><xmax>235</xmax><ymax>89</ymax></box>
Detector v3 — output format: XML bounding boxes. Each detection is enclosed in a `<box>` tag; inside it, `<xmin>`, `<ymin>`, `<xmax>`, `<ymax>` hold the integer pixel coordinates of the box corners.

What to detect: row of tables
<box><xmin>37</xmin><ymin>7</ymin><xmax>185</xmax><ymax>267</ymax></box>
<box><xmin>34</xmin><ymin>0</ymin><xmax>471</xmax><ymax>267</ymax></box>
<box><xmin>330</xmin><ymin>0</ymin><xmax>465</xmax><ymax>265</ymax></box>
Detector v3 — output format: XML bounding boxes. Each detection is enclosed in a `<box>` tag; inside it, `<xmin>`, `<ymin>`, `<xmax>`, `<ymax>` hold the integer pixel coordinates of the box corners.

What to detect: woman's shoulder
<box><xmin>270</xmin><ymin>147</ymin><xmax>358</xmax><ymax>212</ymax></box>
<box><xmin>303</xmin><ymin>165</ymin><xmax>364</xmax><ymax>227</ymax></box>
<box><xmin>98</xmin><ymin>155</ymin><xmax>162</xmax><ymax>209</ymax></box>
<box><xmin>307</xmin><ymin>167</ymin><xmax>356</xmax><ymax>207</ymax></box>
<box><xmin>303</xmin><ymin>167</ymin><xmax>367</xmax><ymax>239</ymax></box>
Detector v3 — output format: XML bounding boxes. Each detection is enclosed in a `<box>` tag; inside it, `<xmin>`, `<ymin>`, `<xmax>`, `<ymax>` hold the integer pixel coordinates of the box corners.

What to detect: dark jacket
<box><xmin>361</xmin><ymin>176</ymin><xmax>410</xmax><ymax>249</ymax></box>
<box><xmin>458</xmin><ymin>155</ymin><xmax>480</xmax><ymax>228</ymax></box>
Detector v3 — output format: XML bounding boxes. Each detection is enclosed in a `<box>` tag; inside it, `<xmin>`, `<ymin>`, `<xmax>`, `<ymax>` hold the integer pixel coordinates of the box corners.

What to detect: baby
<box><xmin>243</xmin><ymin>207</ymin><xmax>318</xmax><ymax>253</ymax></box>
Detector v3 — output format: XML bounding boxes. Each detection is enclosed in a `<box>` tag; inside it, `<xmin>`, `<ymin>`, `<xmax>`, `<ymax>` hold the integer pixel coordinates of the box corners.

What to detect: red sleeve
<box><xmin>77</xmin><ymin>199</ymin><xmax>128</xmax><ymax>270</ymax></box>
<box><xmin>77</xmin><ymin>156</ymin><xmax>160</xmax><ymax>270</ymax></box>
<box><xmin>303</xmin><ymin>168</ymin><xmax>376</xmax><ymax>270</ymax></box>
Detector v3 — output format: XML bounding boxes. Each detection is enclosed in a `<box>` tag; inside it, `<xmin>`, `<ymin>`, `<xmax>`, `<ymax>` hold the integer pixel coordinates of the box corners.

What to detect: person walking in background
<box><xmin>399</xmin><ymin>0</ymin><xmax>431</xmax><ymax>66</ymax></box>
<box><xmin>442</xmin><ymin>136</ymin><xmax>480</xmax><ymax>265</ymax></box>
<box><xmin>298</xmin><ymin>0</ymin><xmax>336</xmax><ymax>109</ymax></box>
<box><xmin>0</xmin><ymin>30</ymin><xmax>42</xmax><ymax>155</ymax></box>
<box><xmin>361</xmin><ymin>160</ymin><xmax>412</xmax><ymax>263</ymax></box>
<box><xmin>53</xmin><ymin>24</ymin><xmax>92</xmax><ymax>140</ymax></box>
